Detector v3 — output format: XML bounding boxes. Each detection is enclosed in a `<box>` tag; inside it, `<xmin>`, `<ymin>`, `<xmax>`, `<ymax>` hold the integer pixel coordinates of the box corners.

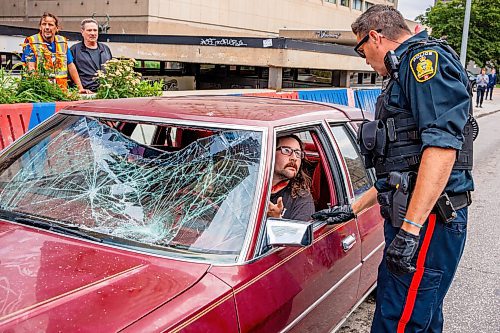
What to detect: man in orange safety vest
<box><xmin>22</xmin><ymin>12</ymin><xmax>91</xmax><ymax>93</ymax></box>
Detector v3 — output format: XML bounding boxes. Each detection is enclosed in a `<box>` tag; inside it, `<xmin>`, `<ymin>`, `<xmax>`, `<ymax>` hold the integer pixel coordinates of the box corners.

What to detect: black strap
<box><xmin>448</xmin><ymin>191</ymin><xmax>472</xmax><ymax>210</ymax></box>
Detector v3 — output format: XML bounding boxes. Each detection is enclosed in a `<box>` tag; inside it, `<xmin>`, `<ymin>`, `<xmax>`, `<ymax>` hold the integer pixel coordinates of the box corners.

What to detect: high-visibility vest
<box><xmin>24</xmin><ymin>33</ymin><xmax>69</xmax><ymax>90</ymax></box>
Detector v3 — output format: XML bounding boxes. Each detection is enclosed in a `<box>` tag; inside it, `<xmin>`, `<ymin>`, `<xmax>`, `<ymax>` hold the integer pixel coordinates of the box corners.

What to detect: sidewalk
<box><xmin>473</xmin><ymin>89</ymin><xmax>500</xmax><ymax>118</ymax></box>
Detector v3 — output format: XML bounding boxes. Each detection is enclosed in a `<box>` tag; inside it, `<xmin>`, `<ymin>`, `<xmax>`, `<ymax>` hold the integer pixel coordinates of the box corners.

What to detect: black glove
<box><xmin>385</xmin><ymin>228</ymin><xmax>420</xmax><ymax>276</ymax></box>
<box><xmin>311</xmin><ymin>205</ymin><xmax>355</xmax><ymax>224</ymax></box>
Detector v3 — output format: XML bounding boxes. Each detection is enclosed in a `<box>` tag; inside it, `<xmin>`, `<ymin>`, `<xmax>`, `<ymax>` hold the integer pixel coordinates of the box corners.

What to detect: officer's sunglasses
<box><xmin>354</xmin><ymin>29</ymin><xmax>382</xmax><ymax>58</ymax></box>
<box><xmin>276</xmin><ymin>146</ymin><xmax>305</xmax><ymax>159</ymax></box>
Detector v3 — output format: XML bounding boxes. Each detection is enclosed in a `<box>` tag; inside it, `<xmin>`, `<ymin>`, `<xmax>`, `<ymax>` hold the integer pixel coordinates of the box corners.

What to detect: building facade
<box><xmin>0</xmin><ymin>0</ymin><xmax>398</xmax><ymax>36</ymax></box>
<box><xmin>1</xmin><ymin>0</ymin><xmax>411</xmax><ymax>90</ymax></box>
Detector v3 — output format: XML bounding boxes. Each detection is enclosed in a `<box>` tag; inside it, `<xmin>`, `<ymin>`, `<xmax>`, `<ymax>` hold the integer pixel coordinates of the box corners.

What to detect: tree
<box><xmin>417</xmin><ymin>0</ymin><xmax>500</xmax><ymax>68</ymax></box>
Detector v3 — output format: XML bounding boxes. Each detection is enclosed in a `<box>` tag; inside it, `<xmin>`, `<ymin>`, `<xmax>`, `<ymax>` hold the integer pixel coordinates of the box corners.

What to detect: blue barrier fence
<box><xmin>29</xmin><ymin>102</ymin><xmax>56</xmax><ymax>130</ymax></box>
<box><xmin>354</xmin><ymin>89</ymin><xmax>381</xmax><ymax>114</ymax></box>
<box><xmin>297</xmin><ymin>89</ymin><xmax>349</xmax><ymax>106</ymax></box>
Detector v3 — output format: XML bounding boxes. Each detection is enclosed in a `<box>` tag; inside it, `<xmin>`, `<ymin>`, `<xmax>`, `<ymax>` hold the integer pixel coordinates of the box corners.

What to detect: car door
<box><xmin>328</xmin><ymin>123</ymin><xmax>384</xmax><ymax>299</ymax></box>
<box><xmin>210</xmin><ymin>124</ymin><xmax>362</xmax><ymax>333</ymax></box>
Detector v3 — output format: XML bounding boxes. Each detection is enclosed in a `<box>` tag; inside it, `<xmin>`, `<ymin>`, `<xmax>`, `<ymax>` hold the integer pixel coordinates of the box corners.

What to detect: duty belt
<box><xmin>433</xmin><ymin>191</ymin><xmax>472</xmax><ymax>223</ymax></box>
<box><xmin>441</xmin><ymin>191</ymin><xmax>472</xmax><ymax>210</ymax></box>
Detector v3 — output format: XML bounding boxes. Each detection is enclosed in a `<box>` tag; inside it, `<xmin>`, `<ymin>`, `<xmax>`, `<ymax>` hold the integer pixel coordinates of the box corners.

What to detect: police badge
<box><xmin>410</xmin><ymin>50</ymin><xmax>439</xmax><ymax>83</ymax></box>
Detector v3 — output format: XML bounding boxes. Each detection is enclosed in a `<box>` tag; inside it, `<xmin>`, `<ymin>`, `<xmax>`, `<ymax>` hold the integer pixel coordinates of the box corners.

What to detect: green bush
<box><xmin>0</xmin><ymin>65</ymin><xmax>79</xmax><ymax>104</ymax></box>
<box><xmin>95</xmin><ymin>58</ymin><xmax>163</xmax><ymax>99</ymax></box>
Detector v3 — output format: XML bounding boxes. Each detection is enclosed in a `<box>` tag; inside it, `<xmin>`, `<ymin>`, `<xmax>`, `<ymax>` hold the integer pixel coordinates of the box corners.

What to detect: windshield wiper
<box><xmin>14</xmin><ymin>217</ymin><xmax>102</xmax><ymax>243</ymax></box>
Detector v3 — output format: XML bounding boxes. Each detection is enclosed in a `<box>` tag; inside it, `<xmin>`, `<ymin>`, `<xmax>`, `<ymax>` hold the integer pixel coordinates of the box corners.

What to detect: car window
<box><xmin>0</xmin><ymin>115</ymin><xmax>264</xmax><ymax>263</ymax></box>
<box><xmin>330</xmin><ymin>125</ymin><xmax>372</xmax><ymax>199</ymax></box>
<box><xmin>130</xmin><ymin>124</ymin><xmax>156</xmax><ymax>145</ymax></box>
<box><xmin>256</xmin><ymin>126</ymin><xmax>340</xmax><ymax>256</ymax></box>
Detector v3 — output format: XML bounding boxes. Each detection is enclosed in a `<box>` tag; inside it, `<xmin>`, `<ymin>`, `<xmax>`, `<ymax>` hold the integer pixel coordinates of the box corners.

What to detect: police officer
<box><xmin>312</xmin><ymin>5</ymin><xmax>474</xmax><ymax>332</ymax></box>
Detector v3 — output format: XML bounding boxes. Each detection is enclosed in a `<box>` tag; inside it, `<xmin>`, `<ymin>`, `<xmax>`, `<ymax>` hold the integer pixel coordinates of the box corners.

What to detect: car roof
<box><xmin>64</xmin><ymin>95</ymin><xmax>366</xmax><ymax>127</ymax></box>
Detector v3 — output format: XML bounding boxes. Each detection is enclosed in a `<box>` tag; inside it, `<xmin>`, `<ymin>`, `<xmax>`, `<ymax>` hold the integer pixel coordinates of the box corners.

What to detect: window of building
<box><xmin>340</xmin><ymin>0</ymin><xmax>350</xmax><ymax>7</ymax></box>
<box><xmin>353</xmin><ymin>0</ymin><xmax>363</xmax><ymax>10</ymax></box>
<box><xmin>365</xmin><ymin>1</ymin><xmax>374</xmax><ymax>10</ymax></box>
<box><xmin>325</xmin><ymin>0</ymin><xmax>336</xmax><ymax>3</ymax></box>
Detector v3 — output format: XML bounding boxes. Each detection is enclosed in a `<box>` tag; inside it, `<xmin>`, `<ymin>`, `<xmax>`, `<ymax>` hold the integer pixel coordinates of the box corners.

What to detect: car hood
<box><xmin>0</xmin><ymin>220</ymin><xmax>211</xmax><ymax>332</ymax></box>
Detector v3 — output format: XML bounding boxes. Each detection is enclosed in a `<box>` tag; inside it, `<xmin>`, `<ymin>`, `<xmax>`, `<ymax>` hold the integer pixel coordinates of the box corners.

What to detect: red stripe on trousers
<box><xmin>397</xmin><ymin>213</ymin><xmax>437</xmax><ymax>333</ymax></box>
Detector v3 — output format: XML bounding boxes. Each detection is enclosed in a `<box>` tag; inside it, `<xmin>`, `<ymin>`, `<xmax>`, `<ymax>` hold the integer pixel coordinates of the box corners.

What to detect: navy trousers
<box><xmin>486</xmin><ymin>86</ymin><xmax>494</xmax><ymax>100</ymax></box>
<box><xmin>371</xmin><ymin>207</ymin><xmax>468</xmax><ymax>333</ymax></box>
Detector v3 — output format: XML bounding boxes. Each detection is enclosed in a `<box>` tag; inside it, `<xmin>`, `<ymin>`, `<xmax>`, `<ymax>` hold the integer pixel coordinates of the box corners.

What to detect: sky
<box><xmin>397</xmin><ymin>0</ymin><xmax>435</xmax><ymax>21</ymax></box>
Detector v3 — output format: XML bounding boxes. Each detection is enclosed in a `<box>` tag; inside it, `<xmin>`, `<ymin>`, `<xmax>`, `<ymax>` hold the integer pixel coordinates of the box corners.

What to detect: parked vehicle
<box><xmin>0</xmin><ymin>96</ymin><xmax>383</xmax><ymax>332</ymax></box>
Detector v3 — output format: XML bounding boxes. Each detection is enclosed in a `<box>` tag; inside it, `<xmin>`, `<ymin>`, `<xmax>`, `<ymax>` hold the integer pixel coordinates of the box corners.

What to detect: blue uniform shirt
<box><xmin>376</xmin><ymin>30</ymin><xmax>474</xmax><ymax>194</ymax></box>
<box><xmin>22</xmin><ymin>40</ymin><xmax>73</xmax><ymax>64</ymax></box>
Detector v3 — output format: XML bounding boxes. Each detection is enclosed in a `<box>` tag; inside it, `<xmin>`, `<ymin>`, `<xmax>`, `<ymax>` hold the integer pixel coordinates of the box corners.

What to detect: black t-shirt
<box><xmin>270</xmin><ymin>185</ymin><xmax>315</xmax><ymax>221</ymax></box>
<box><xmin>87</xmin><ymin>47</ymin><xmax>101</xmax><ymax>68</ymax></box>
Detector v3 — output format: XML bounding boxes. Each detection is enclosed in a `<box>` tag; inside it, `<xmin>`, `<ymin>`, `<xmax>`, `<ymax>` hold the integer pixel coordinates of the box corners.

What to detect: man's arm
<box><xmin>311</xmin><ymin>186</ymin><xmax>378</xmax><ymax>223</ymax></box>
<box><xmin>68</xmin><ymin>63</ymin><xmax>90</xmax><ymax>94</ymax></box>
<box><xmin>352</xmin><ymin>186</ymin><xmax>378</xmax><ymax>215</ymax></box>
<box><xmin>401</xmin><ymin>147</ymin><xmax>456</xmax><ymax>235</ymax></box>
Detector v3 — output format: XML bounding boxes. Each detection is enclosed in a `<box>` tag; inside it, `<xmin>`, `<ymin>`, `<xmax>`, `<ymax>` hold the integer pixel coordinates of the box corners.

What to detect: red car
<box><xmin>0</xmin><ymin>96</ymin><xmax>383</xmax><ymax>332</ymax></box>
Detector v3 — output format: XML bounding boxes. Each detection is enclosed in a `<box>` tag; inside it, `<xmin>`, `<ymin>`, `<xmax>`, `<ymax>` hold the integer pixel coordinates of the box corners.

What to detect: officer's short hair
<box><xmin>81</xmin><ymin>18</ymin><xmax>99</xmax><ymax>30</ymax></box>
<box><xmin>351</xmin><ymin>5</ymin><xmax>411</xmax><ymax>40</ymax></box>
<box><xmin>39</xmin><ymin>12</ymin><xmax>59</xmax><ymax>27</ymax></box>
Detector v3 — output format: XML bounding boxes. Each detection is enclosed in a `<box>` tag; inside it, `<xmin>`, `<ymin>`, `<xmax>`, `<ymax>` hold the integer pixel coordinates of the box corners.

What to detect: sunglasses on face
<box><xmin>276</xmin><ymin>146</ymin><xmax>305</xmax><ymax>159</ymax></box>
<box><xmin>354</xmin><ymin>29</ymin><xmax>382</xmax><ymax>58</ymax></box>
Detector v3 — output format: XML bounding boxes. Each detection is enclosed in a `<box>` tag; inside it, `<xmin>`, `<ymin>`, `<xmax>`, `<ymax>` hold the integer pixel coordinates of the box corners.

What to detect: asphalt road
<box><xmin>338</xmin><ymin>107</ymin><xmax>500</xmax><ymax>333</ymax></box>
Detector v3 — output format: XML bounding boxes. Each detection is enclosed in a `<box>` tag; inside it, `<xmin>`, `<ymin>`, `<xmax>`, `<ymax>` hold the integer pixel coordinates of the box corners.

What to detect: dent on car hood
<box><xmin>0</xmin><ymin>221</ymin><xmax>210</xmax><ymax>332</ymax></box>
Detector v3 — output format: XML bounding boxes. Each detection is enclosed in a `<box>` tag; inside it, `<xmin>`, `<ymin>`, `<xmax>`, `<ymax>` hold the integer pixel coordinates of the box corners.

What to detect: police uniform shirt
<box><xmin>377</xmin><ymin>30</ymin><xmax>474</xmax><ymax>195</ymax></box>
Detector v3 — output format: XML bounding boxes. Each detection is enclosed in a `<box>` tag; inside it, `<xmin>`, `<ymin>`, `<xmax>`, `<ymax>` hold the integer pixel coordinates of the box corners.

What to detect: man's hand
<box><xmin>385</xmin><ymin>228</ymin><xmax>420</xmax><ymax>275</ymax></box>
<box><xmin>268</xmin><ymin>197</ymin><xmax>284</xmax><ymax>218</ymax></box>
<box><xmin>78</xmin><ymin>87</ymin><xmax>93</xmax><ymax>94</ymax></box>
<box><xmin>311</xmin><ymin>204</ymin><xmax>355</xmax><ymax>224</ymax></box>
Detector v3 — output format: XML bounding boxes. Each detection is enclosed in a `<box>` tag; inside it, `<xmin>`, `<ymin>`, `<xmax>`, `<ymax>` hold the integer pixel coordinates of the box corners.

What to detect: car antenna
<box><xmin>354</xmin><ymin>89</ymin><xmax>367</xmax><ymax>120</ymax></box>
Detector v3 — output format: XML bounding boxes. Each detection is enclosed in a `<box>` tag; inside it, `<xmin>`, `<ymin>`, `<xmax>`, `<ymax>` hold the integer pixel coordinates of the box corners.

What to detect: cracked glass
<box><xmin>0</xmin><ymin>115</ymin><xmax>263</xmax><ymax>262</ymax></box>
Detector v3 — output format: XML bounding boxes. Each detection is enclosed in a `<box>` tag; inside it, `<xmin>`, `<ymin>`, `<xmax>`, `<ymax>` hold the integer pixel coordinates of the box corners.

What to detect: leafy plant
<box><xmin>418</xmin><ymin>0</ymin><xmax>500</xmax><ymax>68</ymax></box>
<box><xmin>16</xmin><ymin>70</ymin><xmax>79</xmax><ymax>103</ymax></box>
<box><xmin>0</xmin><ymin>67</ymin><xmax>20</xmax><ymax>104</ymax></box>
<box><xmin>0</xmin><ymin>55</ymin><xmax>79</xmax><ymax>104</ymax></box>
<box><xmin>95</xmin><ymin>58</ymin><xmax>163</xmax><ymax>99</ymax></box>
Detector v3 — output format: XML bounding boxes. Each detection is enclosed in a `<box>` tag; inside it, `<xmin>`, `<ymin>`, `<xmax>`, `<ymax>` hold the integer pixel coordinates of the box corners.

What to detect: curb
<box><xmin>476</xmin><ymin>108</ymin><xmax>500</xmax><ymax>119</ymax></box>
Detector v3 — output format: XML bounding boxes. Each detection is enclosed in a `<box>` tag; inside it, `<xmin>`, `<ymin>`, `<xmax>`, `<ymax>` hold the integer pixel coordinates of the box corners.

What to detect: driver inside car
<box><xmin>267</xmin><ymin>134</ymin><xmax>315</xmax><ymax>221</ymax></box>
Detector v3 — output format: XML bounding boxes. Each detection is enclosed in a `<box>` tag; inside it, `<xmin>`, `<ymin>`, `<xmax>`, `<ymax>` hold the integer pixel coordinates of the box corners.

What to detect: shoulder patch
<box><xmin>410</xmin><ymin>50</ymin><xmax>439</xmax><ymax>83</ymax></box>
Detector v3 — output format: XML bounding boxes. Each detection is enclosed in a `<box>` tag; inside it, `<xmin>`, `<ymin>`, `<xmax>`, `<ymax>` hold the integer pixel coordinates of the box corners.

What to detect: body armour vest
<box><xmin>357</xmin><ymin>39</ymin><xmax>475</xmax><ymax>178</ymax></box>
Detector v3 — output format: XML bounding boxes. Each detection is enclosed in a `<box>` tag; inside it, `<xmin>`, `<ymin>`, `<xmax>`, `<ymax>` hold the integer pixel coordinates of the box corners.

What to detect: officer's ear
<box><xmin>368</xmin><ymin>30</ymin><xmax>381</xmax><ymax>44</ymax></box>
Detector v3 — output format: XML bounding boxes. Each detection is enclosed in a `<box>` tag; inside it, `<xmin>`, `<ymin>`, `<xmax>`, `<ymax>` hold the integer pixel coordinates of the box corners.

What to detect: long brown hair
<box><xmin>277</xmin><ymin>134</ymin><xmax>312</xmax><ymax>198</ymax></box>
<box><xmin>39</xmin><ymin>12</ymin><xmax>60</xmax><ymax>28</ymax></box>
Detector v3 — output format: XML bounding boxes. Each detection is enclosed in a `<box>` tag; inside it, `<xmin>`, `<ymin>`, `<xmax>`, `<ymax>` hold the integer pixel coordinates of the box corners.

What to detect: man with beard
<box><xmin>22</xmin><ymin>12</ymin><xmax>89</xmax><ymax>93</ymax></box>
<box><xmin>267</xmin><ymin>135</ymin><xmax>315</xmax><ymax>221</ymax></box>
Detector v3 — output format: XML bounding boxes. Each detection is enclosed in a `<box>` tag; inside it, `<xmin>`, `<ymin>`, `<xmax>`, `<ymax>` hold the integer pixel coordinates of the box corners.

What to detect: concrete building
<box><xmin>1</xmin><ymin>0</ymin><xmax>415</xmax><ymax>90</ymax></box>
<box><xmin>1</xmin><ymin>0</ymin><xmax>399</xmax><ymax>36</ymax></box>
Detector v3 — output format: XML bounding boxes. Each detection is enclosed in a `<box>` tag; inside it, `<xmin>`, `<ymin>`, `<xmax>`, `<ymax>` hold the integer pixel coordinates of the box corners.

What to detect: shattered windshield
<box><xmin>0</xmin><ymin>115</ymin><xmax>263</xmax><ymax>262</ymax></box>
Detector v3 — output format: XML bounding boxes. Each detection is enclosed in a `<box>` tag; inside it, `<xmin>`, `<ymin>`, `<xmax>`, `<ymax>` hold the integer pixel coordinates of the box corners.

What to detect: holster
<box><xmin>377</xmin><ymin>171</ymin><xmax>416</xmax><ymax>228</ymax></box>
<box><xmin>377</xmin><ymin>191</ymin><xmax>393</xmax><ymax>221</ymax></box>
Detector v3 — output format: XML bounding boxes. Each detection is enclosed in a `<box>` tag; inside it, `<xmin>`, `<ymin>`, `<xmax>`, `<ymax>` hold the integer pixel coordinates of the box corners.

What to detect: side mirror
<box><xmin>266</xmin><ymin>218</ymin><xmax>314</xmax><ymax>247</ymax></box>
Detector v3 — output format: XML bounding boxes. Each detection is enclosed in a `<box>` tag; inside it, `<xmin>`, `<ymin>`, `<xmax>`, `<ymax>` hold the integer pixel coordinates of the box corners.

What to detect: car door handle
<box><xmin>342</xmin><ymin>234</ymin><xmax>356</xmax><ymax>252</ymax></box>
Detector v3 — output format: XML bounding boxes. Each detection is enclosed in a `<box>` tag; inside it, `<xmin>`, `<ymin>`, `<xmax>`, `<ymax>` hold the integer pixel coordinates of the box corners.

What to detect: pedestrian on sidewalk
<box><xmin>486</xmin><ymin>68</ymin><xmax>496</xmax><ymax>100</ymax></box>
<box><xmin>476</xmin><ymin>68</ymin><xmax>489</xmax><ymax>107</ymax></box>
